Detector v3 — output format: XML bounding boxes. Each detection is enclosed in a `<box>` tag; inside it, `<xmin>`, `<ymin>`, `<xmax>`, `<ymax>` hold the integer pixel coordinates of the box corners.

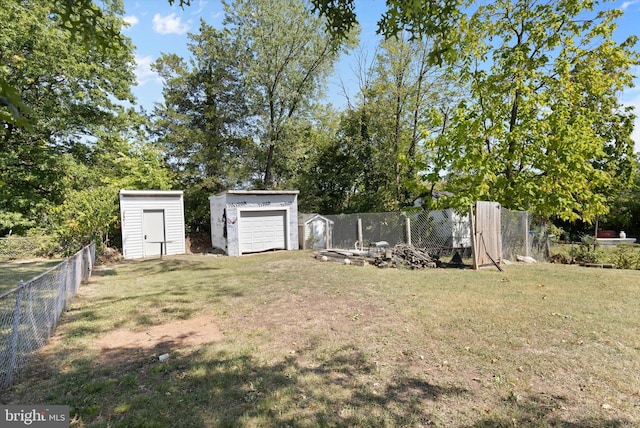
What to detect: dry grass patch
<box><xmin>2</xmin><ymin>252</ymin><xmax>639</xmax><ymax>427</ymax></box>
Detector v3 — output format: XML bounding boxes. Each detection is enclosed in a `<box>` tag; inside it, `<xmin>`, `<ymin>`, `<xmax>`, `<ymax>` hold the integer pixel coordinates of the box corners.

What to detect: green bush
<box><xmin>611</xmin><ymin>245</ymin><xmax>640</xmax><ymax>270</ymax></box>
<box><xmin>570</xmin><ymin>243</ymin><xmax>602</xmax><ymax>264</ymax></box>
<box><xmin>551</xmin><ymin>242</ymin><xmax>640</xmax><ymax>270</ymax></box>
<box><xmin>0</xmin><ymin>234</ymin><xmax>57</xmax><ymax>260</ymax></box>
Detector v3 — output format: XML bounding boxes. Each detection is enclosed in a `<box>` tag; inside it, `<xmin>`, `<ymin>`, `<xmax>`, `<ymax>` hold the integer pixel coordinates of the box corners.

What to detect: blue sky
<box><xmin>122</xmin><ymin>0</ymin><xmax>640</xmax><ymax>151</ymax></box>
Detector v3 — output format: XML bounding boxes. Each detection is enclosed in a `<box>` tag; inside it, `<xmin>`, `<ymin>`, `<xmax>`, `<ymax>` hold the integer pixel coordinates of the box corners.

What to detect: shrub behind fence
<box><xmin>0</xmin><ymin>242</ymin><xmax>95</xmax><ymax>394</ymax></box>
<box><xmin>0</xmin><ymin>236</ymin><xmax>47</xmax><ymax>261</ymax></box>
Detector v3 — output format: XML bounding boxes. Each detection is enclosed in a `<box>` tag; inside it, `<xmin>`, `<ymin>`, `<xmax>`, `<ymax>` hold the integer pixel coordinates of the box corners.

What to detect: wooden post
<box><xmin>469</xmin><ymin>204</ymin><xmax>478</xmax><ymax>270</ymax></box>
<box><xmin>405</xmin><ymin>217</ymin><xmax>412</xmax><ymax>246</ymax></box>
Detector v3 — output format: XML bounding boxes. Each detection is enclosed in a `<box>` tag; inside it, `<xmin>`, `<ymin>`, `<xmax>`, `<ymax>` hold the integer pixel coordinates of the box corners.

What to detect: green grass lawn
<box><xmin>2</xmin><ymin>251</ymin><xmax>639</xmax><ymax>427</ymax></box>
<box><xmin>0</xmin><ymin>259</ymin><xmax>64</xmax><ymax>294</ymax></box>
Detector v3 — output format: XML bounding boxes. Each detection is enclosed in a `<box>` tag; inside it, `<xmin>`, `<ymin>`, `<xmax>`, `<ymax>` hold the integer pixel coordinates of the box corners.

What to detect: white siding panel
<box><xmin>121</xmin><ymin>208</ymin><xmax>144</xmax><ymax>259</ymax></box>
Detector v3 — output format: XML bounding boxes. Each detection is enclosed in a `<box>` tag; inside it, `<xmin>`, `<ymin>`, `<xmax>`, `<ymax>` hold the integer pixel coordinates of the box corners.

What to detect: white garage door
<box><xmin>239</xmin><ymin>210</ymin><xmax>287</xmax><ymax>254</ymax></box>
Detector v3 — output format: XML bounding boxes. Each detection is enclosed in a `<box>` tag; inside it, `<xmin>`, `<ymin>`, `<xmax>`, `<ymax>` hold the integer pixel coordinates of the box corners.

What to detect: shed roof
<box><xmin>215</xmin><ymin>190</ymin><xmax>299</xmax><ymax>196</ymax></box>
<box><xmin>299</xmin><ymin>213</ymin><xmax>334</xmax><ymax>225</ymax></box>
<box><xmin>119</xmin><ymin>189</ymin><xmax>183</xmax><ymax>197</ymax></box>
<box><xmin>210</xmin><ymin>190</ymin><xmax>300</xmax><ymax>201</ymax></box>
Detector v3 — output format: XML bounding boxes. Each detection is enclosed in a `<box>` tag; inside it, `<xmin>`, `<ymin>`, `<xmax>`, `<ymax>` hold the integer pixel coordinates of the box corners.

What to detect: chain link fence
<box><xmin>501</xmin><ymin>209</ymin><xmax>549</xmax><ymax>262</ymax></box>
<box><xmin>0</xmin><ymin>237</ymin><xmax>43</xmax><ymax>261</ymax></box>
<box><xmin>325</xmin><ymin>212</ymin><xmax>407</xmax><ymax>250</ymax></box>
<box><xmin>326</xmin><ymin>208</ymin><xmax>547</xmax><ymax>261</ymax></box>
<box><xmin>408</xmin><ymin>209</ymin><xmax>472</xmax><ymax>256</ymax></box>
<box><xmin>326</xmin><ymin>209</ymin><xmax>473</xmax><ymax>257</ymax></box>
<box><xmin>0</xmin><ymin>242</ymin><xmax>95</xmax><ymax>394</ymax></box>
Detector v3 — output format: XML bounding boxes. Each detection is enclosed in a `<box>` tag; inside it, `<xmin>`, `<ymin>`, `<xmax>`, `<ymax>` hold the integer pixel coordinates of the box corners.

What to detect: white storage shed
<box><xmin>210</xmin><ymin>190</ymin><xmax>299</xmax><ymax>256</ymax></box>
<box><xmin>298</xmin><ymin>214</ymin><xmax>333</xmax><ymax>250</ymax></box>
<box><xmin>119</xmin><ymin>190</ymin><xmax>186</xmax><ymax>260</ymax></box>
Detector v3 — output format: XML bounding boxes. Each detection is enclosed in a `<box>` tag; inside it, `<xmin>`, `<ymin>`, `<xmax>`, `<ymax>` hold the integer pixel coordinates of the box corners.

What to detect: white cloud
<box><xmin>123</xmin><ymin>15</ymin><xmax>139</xmax><ymax>28</ymax></box>
<box><xmin>621</xmin><ymin>0</ymin><xmax>640</xmax><ymax>11</ymax></box>
<box><xmin>152</xmin><ymin>13</ymin><xmax>190</xmax><ymax>35</ymax></box>
<box><xmin>134</xmin><ymin>55</ymin><xmax>161</xmax><ymax>86</ymax></box>
<box><xmin>192</xmin><ymin>0</ymin><xmax>208</xmax><ymax>15</ymax></box>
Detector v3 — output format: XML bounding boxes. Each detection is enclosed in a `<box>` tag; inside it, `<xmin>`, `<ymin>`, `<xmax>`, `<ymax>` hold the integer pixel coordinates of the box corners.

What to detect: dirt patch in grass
<box><xmin>91</xmin><ymin>313</ymin><xmax>222</xmax><ymax>363</ymax></box>
<box><xmin>185</xmin><ymin>232</ymin><xmax>212</xmax><ymax>254</ymax></box>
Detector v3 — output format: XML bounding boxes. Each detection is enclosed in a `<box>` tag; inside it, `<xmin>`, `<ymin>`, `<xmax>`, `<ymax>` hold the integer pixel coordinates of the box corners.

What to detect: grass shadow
<box><xmin>3</xmin><ymin>340</ymin><xmax>469</xmax><ymax>426</ymax></box>
<box><xmin>467</xmin><ymin>392</ymin><xmax>632</xmax><ymax>427</ymax></box>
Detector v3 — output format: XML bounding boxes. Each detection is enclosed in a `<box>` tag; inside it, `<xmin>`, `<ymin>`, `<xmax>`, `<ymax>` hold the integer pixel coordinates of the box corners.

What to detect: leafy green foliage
<box><xmin>1</xmin><ymin>1</ymin><xmax>175</xmax><ymax>253</ymax></box>
<box><xmin>597</xmin><ymin>154</ymin><xmax>640</xmax><ymax>237</ymax></box>
<box><xmin>152</xmin><ymin>22</ymin><xmax>258</xmax><ymax>232</ymax></box>
<box><xmin>223</xmin><ymin>0</ymin><xmax>353</xmax><ymax>187</ymax></box>
<box><xmin>570</xmin><ymin>244</ymin><xmax>602</xmax><ymax>265</ymax></box>
<box><xmin>51</xmin><ymin>119</ymin><xmax>174</xmax><ymax>252</ymax></box>
<box><xmin>611</xmin><ymin>245</ymin><xmax>640</xmax><ymax>270</ymax></box>
<box><xmin>424</xmin><ymin>0</ymin><xmax>639</xmax><ymax>223</ymax></box>
<box><xmin>296</xmin><ymin>36</ymin><xmax>462</xmax><ymax>213</ymax></box>
<box><xmin>311</xmin><ymin>0</ymin><xmax>467</xmax><ymax>65</ymax></box>
<box><xmin>1</xmin><ymin>0</ymin><xmax>131</xmax><ymax>126</ymax></box>
<box><xmin>1</xmin><ymin>0</ymin><xmax>138</xmax><ymax>238</ymax></box>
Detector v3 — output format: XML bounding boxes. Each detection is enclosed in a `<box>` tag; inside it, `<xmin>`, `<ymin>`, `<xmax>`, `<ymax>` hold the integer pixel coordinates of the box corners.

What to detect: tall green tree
<box><xmin>52</xmin><ymin>111</ymin><xmax>173</xmax><ymax>251</ymax></box>
<box><xmin>365</xmin><ymin>36</ymin><xmax>462</xmax><ymax>208</ymax></box>
<box><xmin>299</xmin><ymin>36</ymin><xmax>461</xmax><ymax>213</ymax></box>
<box><xmin>0</xmin><ymin>0</ymin><xmax>137</xmax><ymax>235</ymax></box>
<box><xmin>153</xmin><ymin>21</ymin><xmax>256</xmax><ymax>231</ymax></box>
<box><xmin>424</xmin><ymin>0</ymin><xmax>638</xmax><ymax>222</ymax></box>
<box><xmin>1</xmin><ymin>0</ymin><xmax>193</xmax><ymax>124</ymax></box>
<box><xmin>223</xmin><ymin>0</ymin><xmax>354</xmax><ymax>187</ymax></box>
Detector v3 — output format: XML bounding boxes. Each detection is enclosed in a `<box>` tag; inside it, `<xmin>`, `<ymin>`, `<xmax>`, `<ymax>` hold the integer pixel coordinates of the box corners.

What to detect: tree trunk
<box><xmin>263</xmin><ymin>143</ymin><xmax>275</xmax><ymax>187</ymax></box>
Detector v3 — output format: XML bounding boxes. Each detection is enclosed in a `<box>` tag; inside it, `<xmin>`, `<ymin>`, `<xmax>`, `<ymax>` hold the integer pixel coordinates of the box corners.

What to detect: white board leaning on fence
<box><xmin>119</xmin><ymin>190</ymin><xmax>186</xmax><ymax>260</ymax></box>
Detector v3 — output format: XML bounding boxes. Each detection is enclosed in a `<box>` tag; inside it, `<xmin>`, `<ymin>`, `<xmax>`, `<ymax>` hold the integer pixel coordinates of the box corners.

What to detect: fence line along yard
<box><xmin>0</xmin><ymin>236</ymin><xmax>44</xmax><ymax>261</ymax></box>
<box><xmin>0</xmin><ymin>242</ymin><xmax>95</xmax><ymax>394</ymax></box>
<box><xmin>325</xmin><ymin>208</ymin><xmax>548</xmax><ymax>261</ymax></box>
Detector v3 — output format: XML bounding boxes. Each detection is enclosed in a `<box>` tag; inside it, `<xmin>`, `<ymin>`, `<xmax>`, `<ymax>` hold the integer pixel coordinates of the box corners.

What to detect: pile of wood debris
<box><xmin>314</xmin><ymin>243</ymin><xmax>450</xmax><ymax>269</ymax></box>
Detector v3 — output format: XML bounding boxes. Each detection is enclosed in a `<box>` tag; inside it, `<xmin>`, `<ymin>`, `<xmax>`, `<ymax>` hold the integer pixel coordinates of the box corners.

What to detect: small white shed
<box><xmin>209</xmin><ymin>190</ymin><xmax>299</xmax><ymax>256</ymax></box>
<box><xmin>298</xmin><ymin>214</ymin><xmax>333</xmax><ymax>250</ymax></box>
<box><xmin>119</xmin><ymin>190</ymin><xmax>186</xmax><ymax>260</ymax></box>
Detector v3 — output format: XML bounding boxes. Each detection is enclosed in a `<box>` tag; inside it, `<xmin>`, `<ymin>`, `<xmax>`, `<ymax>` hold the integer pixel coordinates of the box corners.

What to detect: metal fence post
<box><xmin>4</xmin><ymin>282</ymin><xmax>25</xmax><ymax>389</ymax></box>
<box><xmin>405</xmin><ymin>217</ymin><xmax>412</xmax><ymax>246</ymax></box>
<box><xmin>357</xmin><ymin>218</ymin><xmax>363</xmax><ymax>247</ymax></box>
<box><xmin>524</xmin><ymin>213</ymin><xmax>530</xmax><ymax>258</ymax></box>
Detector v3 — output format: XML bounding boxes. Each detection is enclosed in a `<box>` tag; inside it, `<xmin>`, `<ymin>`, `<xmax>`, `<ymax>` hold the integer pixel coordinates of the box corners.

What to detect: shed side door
<box><xmin>239</xmin><ymin>210</ymin><xmax>286</xmax><ymax>254</ymax></box>
<box><xmin>143</xmin><ymin>209</ymin><xmax>166</xmax><ymax>257</ymax></box>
